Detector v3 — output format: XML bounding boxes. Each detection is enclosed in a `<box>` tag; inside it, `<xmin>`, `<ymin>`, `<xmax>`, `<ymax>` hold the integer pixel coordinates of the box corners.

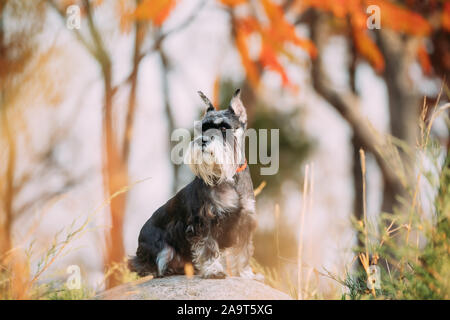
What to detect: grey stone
<box><xmin>95</xmin><ymin>275</ymin><xmax>292</xmax><ymax>300</ymax></box>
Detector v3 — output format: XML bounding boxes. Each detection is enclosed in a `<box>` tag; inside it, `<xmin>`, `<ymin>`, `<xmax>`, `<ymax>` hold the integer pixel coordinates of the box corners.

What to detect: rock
<box><xmin>95</xmin><ymin>275</ymin><xmax>292</xmax><ymax>300</ymax></box>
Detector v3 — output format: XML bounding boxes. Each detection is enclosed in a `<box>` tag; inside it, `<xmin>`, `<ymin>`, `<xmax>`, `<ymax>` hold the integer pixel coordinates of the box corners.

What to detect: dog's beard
<box><xmin>185</xmin><ymin>135</ymin><xmax>244</xmax><ymax>186</ymax></box>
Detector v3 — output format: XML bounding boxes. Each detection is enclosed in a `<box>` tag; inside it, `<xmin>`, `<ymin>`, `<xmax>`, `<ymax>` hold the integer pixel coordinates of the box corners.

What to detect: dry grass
<box><xmin>0</xmin><ymin>178</ymin><xmax>148</xmax><ymax>300</ymax></box>
<box><xmin>254</xmin><ymin>98</ymin><xmax>449</xmax><ymax>300</ymax></box>
<box><xmin>0</xmin><ymin>98</ymin><xmax>448</xmax><ymax>300</ymax></box>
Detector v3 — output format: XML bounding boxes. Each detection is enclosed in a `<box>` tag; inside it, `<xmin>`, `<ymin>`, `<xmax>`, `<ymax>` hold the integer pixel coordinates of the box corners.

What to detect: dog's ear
<box><xmin>229</xmin><ymin>89</ymin><xmax>247</xmax><ymax>124</ymax></box>
<box><xmin>197</xmin><ymin>91</ymin><xmax>215</xmax><ymax>113</ymax></box>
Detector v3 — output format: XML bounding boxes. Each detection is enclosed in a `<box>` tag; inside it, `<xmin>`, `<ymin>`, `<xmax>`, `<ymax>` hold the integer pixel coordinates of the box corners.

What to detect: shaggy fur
<box><xmin>129</xmin><ymin>89</ymin><xmax>259</xmax><ymax>279</ymax></box>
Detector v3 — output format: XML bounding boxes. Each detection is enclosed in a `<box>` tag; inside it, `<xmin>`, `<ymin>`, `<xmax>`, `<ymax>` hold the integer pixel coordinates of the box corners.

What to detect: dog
<box><xmin>128</xmin><ymin>89</ymin><xmax>259</xmax><ymax>279</ymax></box>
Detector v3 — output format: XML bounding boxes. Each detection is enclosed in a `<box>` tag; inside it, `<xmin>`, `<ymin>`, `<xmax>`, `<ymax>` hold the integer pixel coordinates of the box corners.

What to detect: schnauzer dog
<box><xmin>128</xmin><ymin>89</ymin><xmax>259</xmax><ymax>279</ymax></box>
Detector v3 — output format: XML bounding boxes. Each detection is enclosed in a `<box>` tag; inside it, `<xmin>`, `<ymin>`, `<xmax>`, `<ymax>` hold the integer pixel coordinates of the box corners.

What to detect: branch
<box><xmin>14</xmin><ymin>168</ymin><xmax>92</xmax><ymax>218</ymax></box>
<box><xmin>46</xmin><ymin>0</ymin><xmax>98</xmax><ymax>58</ymax></box>
<box><xmin>309</xmin><ymin>13</ymin><xmax>403</xmax><ymax>191</ymax></box>
<box><xmin>113</xmin><ymin>0</ymin><xmax>207</xmax><ymax>100</ymax></box>
<box><xmin>13</xmin><ymin>82</ymin><xmax>89</xmax><ymax>197</ymax></box>
<box><xmin>123</xmin><ymin>16</ymin><xmax>144</xmax><ymax>162</ymax></box>
<box><xmin>137</xmin><ymin>0</ymin><xmax>207</xmax><ymax>61</ymax></box>
<box><xmin>158</xmin><ymin>47</ymin><xmax>179</xmax><ymax>193</ymax></box>
<box><xmin>82</xmin><ymin>0</ymin><xmax>110</xmax><ymax>66</ymax></box>
<box><xmin>122</xmin><ymin>0</ymin><xmax>209</xmax><ymax>161</ymax></box>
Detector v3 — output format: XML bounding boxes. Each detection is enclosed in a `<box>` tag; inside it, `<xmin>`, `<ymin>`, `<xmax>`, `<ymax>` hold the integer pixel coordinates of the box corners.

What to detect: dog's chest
<box><xmin>209</xmin><ymin>184</ymin><xmax>240</xmax><ymax>217</ymax></box>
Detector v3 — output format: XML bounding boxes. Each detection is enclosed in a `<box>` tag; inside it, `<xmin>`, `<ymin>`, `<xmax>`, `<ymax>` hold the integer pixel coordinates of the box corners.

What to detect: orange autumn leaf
<box><xmin>261</xmin><ymin>0</ymin><xmax>317</xmax><ymax>58</ymax></box>
<box><xmin>219</xmin><ymin>0</ymin><xmax>247</xmax><ymax>7</ymax></box>
<box><xmin>302</xmin><ymin>0</ymin><xmax>348</xmax><ymax>18</ymax></box>
<box><xmin>348</xmin><ymin>0</ymin><xmax>367</xmax><ymax>29</ymax></box>
<box><xmin>365</xmin><ymin>0</ymin><xmax>432</xmax><ymax>36</ymax></box>
<box><xmin>153</xmin><ymin>0</ymin><xmax>177</xmax><ymax>25</ymax></box>
<box><xmin>212</xmin><ymin>76</ymin><xmax>220</xmax><ymax>109</ymax></box>
<box><xmin>417</xmin><ymin>44</ymin><xmax>432</xmax><ymax>75</ymax></box>
<box><xmin>235</xmin><ymin>21</ymin><xmax>260</xmax><ymax>88</ymax></box>
<box><xmin>259</xmin><ymin>43</ymin><xmax>298</xmax><ymax>91</ymax></box>
<box><xmin>303</xmin><ymin>0</ymin><xmax>432</xmax><ymax>36</ymax></box>
<box><xmin>133</xmin><ymin>0</ymin><xmax>177</xmax><ymax>26</ymax></box>
<box><xmin>231</xmin><ymin>0</ymin><xmax>316</xmax><ymax>90</ymax></box>
<box><xmin>61</xmin><ymin>0</ymin><xmax>78</xmax><ymax>8</ymax></box>
<box><xmin>301</xmin><ymin>0</ymin><xmax>431</xmax><ymax>73</ymax></box>
<box><xmin>353</xmin><ymin>27</ymin><xmax>385</xmax><ymax>72</ymax></box>
<box><xmin>261</xmin><ymin>0</ymin><xmax>285</xmax><ymax>26</ymax></box>
<box><xmin>237</xmin><ymin>0</ymin><xmax>315</xmax><ymax>90</ymax></box>
<box><xmin>259</xmin><ymin>43</ymin><xmax>290</xmax><ymax>86</ymax></box>
<box><xmin>290</xmin><ymin>36</ymin><xmax>318</xmax><ymax>59</ymax></box>
<box><xmin>443</xmin><ymin>2</ymin><xmax>450</xmax><ymax>32</ymax></box>
<box><xmin>236</xmin><ymin>16</ymin><xmax>259</xmax><ymax>35</ymax></box>
<box><xmin>118</xmin><ymin>0</ymin><xmax>133</xmax><ymax>33</ymax></box>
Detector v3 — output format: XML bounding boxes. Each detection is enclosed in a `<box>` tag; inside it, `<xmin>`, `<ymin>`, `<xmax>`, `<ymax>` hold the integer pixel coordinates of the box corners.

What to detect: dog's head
<box><xmin>185</xmin><ymin>89</ymin><xmax>247</xmax><ymax>186</ymax></box>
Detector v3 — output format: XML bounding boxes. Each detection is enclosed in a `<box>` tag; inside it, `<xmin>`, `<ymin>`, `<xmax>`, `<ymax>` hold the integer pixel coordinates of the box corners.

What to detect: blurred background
<box><xmin>0</xmin><ymin>0</ymin><xmax>449</xmax><ymax>299</ymax></box>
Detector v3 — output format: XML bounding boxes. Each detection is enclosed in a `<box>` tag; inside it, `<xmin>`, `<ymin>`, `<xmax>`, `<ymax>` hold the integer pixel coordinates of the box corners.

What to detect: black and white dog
<box><xmin>129</xmin><ymin>89</ymin><xmax>259</xmax><ymax>279</ymax></box>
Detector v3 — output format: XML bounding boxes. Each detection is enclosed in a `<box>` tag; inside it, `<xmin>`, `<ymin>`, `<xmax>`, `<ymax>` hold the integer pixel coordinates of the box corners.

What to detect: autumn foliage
<box><xmin>133</xmin><ymin>0</ymin><xmax>177</xmax><ymax>26</ymax></box>
<box><xmin>114</xmin><ymin>0</ymin><xmax>447</xmax><ymax>91</ymax></box>
<box><xmin>217</xmin><ymin>0</ymin><xmax>448</xmax><ymax>89</ymax></box>
<box><xmin>110</xmin><ymin>0</ymin><xmax>448</xmax><ymax>289</ymax></box>
<box><xmin>26</xmin><ymin>0</ymin><xmax>446</xmax><ymax>292</ymax></box>
<box><xmin>229</xmin><ymin>0</ymin><xmax>318</xmax><ymax>90</ymax></box>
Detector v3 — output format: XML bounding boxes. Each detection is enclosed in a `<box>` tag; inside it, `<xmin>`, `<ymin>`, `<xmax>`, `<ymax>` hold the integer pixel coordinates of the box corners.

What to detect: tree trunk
<box><xmin>0</xmin><ymin>109</ymin><xmax>14</xmax><ymax>263</ymax></box>
<box><xmin>378</xmin><ymin>29</ymin><xmax>421</xmax><ymax>215</ymax></box>
<box><xmin>80</xmin><ymin>0</ymin><xmax>129</xmax><ymax>288</ymax></box>
<box><xmin>352</xmin><ymin>135</ymin><xmax>364</xmax><ymax>249</ymax></box>
<box><xmin>123</xmin><ymin>12</ymin><xmax>144</xmax><ymax>163</ymax></box>
<box><xmin>159</xmin><ymin>49</ymin><xmax>179</xmax><ymax>194</ymax></box>
<box><xmin>101</xmin><ymin>60</ymin><xmax>128</xmax><ymax>289</ymax></box>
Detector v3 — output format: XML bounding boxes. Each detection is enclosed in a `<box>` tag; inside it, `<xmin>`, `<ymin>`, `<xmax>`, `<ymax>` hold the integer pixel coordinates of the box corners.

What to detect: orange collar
<box><xmin>236</xmin><ymin>160</ymin><xmax>247</xmax><ymax>173</ymax></box>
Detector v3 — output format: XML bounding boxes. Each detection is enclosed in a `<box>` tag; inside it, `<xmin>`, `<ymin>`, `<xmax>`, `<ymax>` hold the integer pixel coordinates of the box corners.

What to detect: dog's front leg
<box><xmin>228</xmin><ymin>238</ymin><xmax>254</xmax><ymax>278</ymax></box>
<box><xmin>228</xmin><ymin>212</ymin><xmax>264</xmax><ymax>281</ymax></box>
<box><xmin>228</xmin><ymin>240</ymin><xmax>263</xmax><ymax>282</ymax></box>
<box><xmin>191</xmin><ymin>235</ymin><xmax>226</xmax><ymax>279</ymax></box>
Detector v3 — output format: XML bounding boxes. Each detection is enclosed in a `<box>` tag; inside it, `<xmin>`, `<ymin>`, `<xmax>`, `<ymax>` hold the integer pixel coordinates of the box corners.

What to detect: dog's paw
<box><xmin>253</xmin><ymin>273</ymin><xmax>265</xmax><ymax>282</ymax></box>
<box><xmin>202</xmin><ymin>271</ymin><xmax>227</xmax><ymax>279</ymax></box>
<box><xmin>239</xmin><ymin>267</ymin><xmax>265</xmax><ymax>282</ymax></box>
